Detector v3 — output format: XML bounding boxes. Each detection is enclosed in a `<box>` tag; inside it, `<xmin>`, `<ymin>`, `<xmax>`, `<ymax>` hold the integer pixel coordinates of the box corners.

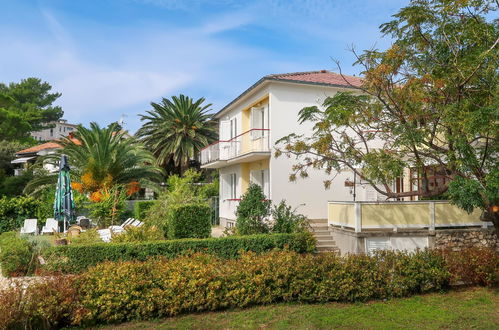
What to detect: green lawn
<box><xmin>97</xmin><ymin>287</ymin><xmax>498</xmax><ymax>329</ymax></box>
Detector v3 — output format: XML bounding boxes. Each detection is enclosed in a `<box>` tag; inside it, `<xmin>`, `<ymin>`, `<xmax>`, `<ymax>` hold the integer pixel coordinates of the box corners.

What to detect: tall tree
<box><xmin>0</xmin><ymin>78</ymin><xmax>63</xmax><ymax>141</ymax></box>
<box><xmin>24</xmin><ymin>122</ymin><xmax>163</xmax><ymax>196</ymax></box>
<box><xmin>276</xmin><ymin>0</ymin><xmax>499</xmax><ymax>231</ymax></box>
<box><xmin>136</xmin><ymin>95</ymin><xmax>217</xmax><ymax>174</ymax></box>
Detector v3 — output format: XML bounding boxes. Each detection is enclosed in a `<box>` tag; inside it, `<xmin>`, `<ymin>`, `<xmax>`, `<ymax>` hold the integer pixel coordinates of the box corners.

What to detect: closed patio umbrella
<box><xmin>54</xmin><ymin>155</ymin><xmax>75</xmax><ymax>232</ymax></box>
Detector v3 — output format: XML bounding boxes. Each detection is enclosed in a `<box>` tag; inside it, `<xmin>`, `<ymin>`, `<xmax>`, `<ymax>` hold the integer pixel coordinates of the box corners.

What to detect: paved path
<box><xmin>211</xmin><ymin>226</ymin><xmax>225</xmax><ymax>238</ymax></box>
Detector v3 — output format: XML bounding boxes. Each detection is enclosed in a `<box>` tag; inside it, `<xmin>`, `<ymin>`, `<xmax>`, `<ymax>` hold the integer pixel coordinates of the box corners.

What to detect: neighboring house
<box><xmin>12</xmin><ymin>135</ymin><xmax>81</xmax><ymax>176</ymax></box>
<box><xmin>31</xmin><ymin>119</ymin><xmax>79</xmax><ymax>142</ymax></box>
<box><xmin>201</xmin><ymin>70</ymin><xmax>392</xmax><ymax>228</ymax></box>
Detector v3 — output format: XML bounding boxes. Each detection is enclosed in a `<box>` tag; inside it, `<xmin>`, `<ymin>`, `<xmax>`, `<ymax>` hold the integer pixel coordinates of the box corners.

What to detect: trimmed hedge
<box><xmin>40</xmin><ymin>233</ymin><xmax>316</xmax><ymax>274</ymax></box>
<box><xmin>1</xmin><ymin>247</ymin><xmax>497</xmax><ymax>328</ymax></box>
<box><xmin>168</xmin><ymin>203</ymin><xmax>211</xmax><ymax>239</ymax></box>
<box><xmin>133</xmin><ymin>200</ymin><xmax>156</xmax><ymax>220</ymax></box>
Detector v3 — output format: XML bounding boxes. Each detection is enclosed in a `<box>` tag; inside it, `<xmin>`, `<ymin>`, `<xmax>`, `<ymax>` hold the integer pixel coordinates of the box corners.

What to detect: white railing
<box><xmin>201</xmin><ymin>129</ymin><xmax>270</xmax><ymax>165</ymax></box>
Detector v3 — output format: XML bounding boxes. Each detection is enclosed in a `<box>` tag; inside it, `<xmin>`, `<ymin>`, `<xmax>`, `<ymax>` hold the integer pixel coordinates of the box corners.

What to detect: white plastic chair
<box><xmin>20</xmin><ymin>219</ymin><xmax>38</xmax><ymax>235</ymax></box>
<box><xmin>41</xmin><ymin>218</ymin><xmax>58</xmax><ymax>234</ymax></box>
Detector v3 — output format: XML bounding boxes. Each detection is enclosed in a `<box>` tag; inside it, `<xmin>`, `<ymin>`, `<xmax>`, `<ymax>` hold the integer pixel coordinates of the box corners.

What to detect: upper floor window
<box><xmin>251</xmin><ymin>106</ymin><xmax>266</xmax><ymax>139</ymax></box>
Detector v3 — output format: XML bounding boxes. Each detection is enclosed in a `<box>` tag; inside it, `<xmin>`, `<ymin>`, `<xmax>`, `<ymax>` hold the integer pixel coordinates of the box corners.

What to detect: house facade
<box><xmin>31</xmin><ymin>119</ymin><xmax>78</xmax><ymax>142</ymax></box>
<box><xmin>201</xmin><ymin>70</ymin><xmax>398</xmax><ymax>228</ymax></box>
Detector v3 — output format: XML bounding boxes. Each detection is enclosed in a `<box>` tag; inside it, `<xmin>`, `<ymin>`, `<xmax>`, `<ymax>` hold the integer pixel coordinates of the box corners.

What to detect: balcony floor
<box><xmin>201</xmin><ymin>151</ymin><xmax>271</xmax><ymax>169</ymax></box>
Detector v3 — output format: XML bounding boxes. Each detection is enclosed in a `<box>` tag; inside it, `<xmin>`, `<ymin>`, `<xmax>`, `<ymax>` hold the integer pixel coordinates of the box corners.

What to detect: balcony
<box><xmin>201</xmin><ymin>129</ymin><xmax>270</xmax><ymax>168</ymax></box>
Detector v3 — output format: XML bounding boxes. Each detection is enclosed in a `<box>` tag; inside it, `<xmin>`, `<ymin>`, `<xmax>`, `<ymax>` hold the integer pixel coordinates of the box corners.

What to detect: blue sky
<box><xmin>0</xmin><ymin>0</ymin><xmax>408</xmax><ymax>133</ymax></box>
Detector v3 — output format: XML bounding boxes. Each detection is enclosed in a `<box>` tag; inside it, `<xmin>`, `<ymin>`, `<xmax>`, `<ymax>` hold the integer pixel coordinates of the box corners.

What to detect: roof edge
<box><xmin>214</xmin><ymin>73</ymin><xmax>361</xmax><ymax>119</ymax></box>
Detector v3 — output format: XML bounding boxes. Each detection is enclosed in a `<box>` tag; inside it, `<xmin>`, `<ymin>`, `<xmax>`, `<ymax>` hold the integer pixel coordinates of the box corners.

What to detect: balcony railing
<box><xmin>201</xmin><ymin>129</ymin><xmax>270</xmax><ymax>165</ymax></box>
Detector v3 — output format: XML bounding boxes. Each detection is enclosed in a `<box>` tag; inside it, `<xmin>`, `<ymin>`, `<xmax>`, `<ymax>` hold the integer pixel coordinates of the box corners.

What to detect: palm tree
<box><xmin>136</xmin><ymin>95</ymin><xmax>218</xmax><ymax>174</ymax></box>
<box><xmin>25</xmin><ymin>122</ymin><xmax>163</xmax><ymax>195</ymax></box>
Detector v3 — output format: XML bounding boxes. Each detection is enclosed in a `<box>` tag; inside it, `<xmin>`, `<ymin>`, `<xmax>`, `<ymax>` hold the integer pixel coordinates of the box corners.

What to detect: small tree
<box><xmin>271</xmin><ymin>200</ymin><xmax>309</xmax><ymax>234</ymax></box>
<box><xmin>276</xmin><ymin>0</ymin><xmax>499</xmax><ymax>233</ymax></box>
<box><xmin>236</xmin><ymin>183</ymin><xmax>271</xmax><ymax>235</ymax></box>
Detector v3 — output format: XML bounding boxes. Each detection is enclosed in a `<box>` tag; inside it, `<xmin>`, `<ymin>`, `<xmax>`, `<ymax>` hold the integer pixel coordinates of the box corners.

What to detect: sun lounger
<box><xmin>121</xmin><ymin>218</ymin><xmax>135</xmax><ymax>227</ymax></box>
<box><xmin>20</xmin><ymin>219</ymin><xmax>38</xmax><ymax>235</ymax></box>
<box><xmin>41</xmin><ymin>218</ymin><xmax>58</xmax><ymax>234</ymax></box>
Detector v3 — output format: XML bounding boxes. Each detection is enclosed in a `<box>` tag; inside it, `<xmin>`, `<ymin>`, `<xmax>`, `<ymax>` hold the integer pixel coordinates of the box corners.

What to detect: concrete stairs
<box><xmin>308</xmin><ymin>219</ymin><xmax>340</xmax><ymax>254</ymax></box>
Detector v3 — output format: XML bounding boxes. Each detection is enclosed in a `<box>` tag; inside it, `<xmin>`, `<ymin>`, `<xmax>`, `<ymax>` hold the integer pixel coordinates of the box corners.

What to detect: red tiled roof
<box><xmin>16</xmin><ymin>138</ymin><xmax>81</xmax><ymax>155</ymax></box>
<box><xmin>267</xmin><ymin>70</ymin><xmax>363</xmax><ymax>88</ymax></box>
<box><xmin>215</xmin><ymin>70</ymin><xmax>363</xmax><ymax>118</ymax></box>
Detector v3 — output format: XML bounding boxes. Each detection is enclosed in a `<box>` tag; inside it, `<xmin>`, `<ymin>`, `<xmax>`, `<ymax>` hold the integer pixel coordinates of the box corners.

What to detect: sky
<box><xmin>0</xmin><ymin>0</ymin><xmax>409</xmax><ymax>133</ymax></box>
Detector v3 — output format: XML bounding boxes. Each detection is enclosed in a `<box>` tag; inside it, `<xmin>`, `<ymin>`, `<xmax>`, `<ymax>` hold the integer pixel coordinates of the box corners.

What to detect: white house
<box><xmin>31</xmin><ymin>119</ymin><xmax>78</xmax><ymax>142</ymax></box>
<box><xmin>201</xmin><ymin>70</ymin><xmax>394</xmax><ymax>228</ymax></box>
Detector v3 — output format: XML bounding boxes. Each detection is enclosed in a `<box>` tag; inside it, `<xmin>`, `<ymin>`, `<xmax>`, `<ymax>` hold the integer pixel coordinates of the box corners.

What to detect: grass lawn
<box><xmin>98</xmin><ymin>287</ymin><xmax>498</xmax><ymax>329</ymax></box>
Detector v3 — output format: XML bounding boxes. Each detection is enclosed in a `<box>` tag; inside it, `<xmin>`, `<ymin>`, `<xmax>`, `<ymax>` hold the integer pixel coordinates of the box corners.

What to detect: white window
<box><xmin>250</xmin><ymin>106</ymin><xmax>265</xmax><ymax>139</ymax></box>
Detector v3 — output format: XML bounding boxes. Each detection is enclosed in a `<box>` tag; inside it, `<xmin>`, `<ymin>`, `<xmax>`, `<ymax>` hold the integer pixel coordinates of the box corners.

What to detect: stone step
<box><xmin>309</xmin><ymin>222</ymin><xmax>329</xmax><ymax>227</ymax></box>
<box><xmin>308</xmin><ymin>219</ymin><xmax>328</xmax><ymax>224</ymax></box>
<box><xmin>317</xmin><ymin>247</ymin><xmax>340</xmax><ymax>253</ymax></box>
<box><xmin>314</xmin><ymin>234</ymin><xmax>333</xmax><ymax>239</ymax></box>
<box><xmin>316</xmin><ymin>241</ymin><xmax>337</xmax><ymax>246</ymax></box>
<box><xmin>310</xmin><ymin>226</ymin><xmax>329</xmax><ymax>232</ymax></box>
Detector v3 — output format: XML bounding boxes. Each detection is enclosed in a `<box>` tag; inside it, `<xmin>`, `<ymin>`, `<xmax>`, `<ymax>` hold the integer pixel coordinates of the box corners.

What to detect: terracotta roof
<box><xmin>16</xmin><ymin>142</ymin><xmax>61</xmax><ymax>155</ymax></box>
<box><xmin>266</xmin><ymin>70</ymin><xmax>362</xmax><ymax>88</ymax></box>
<box><xmin>215</xmin><ymin>70</ymin><xmax>362</xmax><ymax>118</ymax></box>
<box><xmin>16</xmin><ymin>137</ymin><xmax>81</xmax><ymax>155</ymax></box>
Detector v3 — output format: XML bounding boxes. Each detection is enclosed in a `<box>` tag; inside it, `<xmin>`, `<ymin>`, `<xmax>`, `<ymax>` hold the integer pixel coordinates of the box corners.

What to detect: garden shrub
<box><xmin>236</xmin><ymin>183</ymin><xmax>271</xmax><ymax>235</ymax></box>
<box><xmin>271</xmin><ymin>200</ymin><xmax>309</xmax><ymax>233</ymax></box>
<box><xmin>76</xmin><ymin>249</ymin><xmax>450</xmax><ymax>325</ymax></box>
<box><xmin>68</xmin><ymin>228</ymin><xmax>103</xmax><ymax>245</ymax></box>
<box><xmin>133</xmin><ymin>200</ymin><xmax>156</xmax><ymax>220</ymax></box>
<box><xmin>0</xmin><ymin>231</ymin><xmax>34</xmax><ymax>276</ymax></box>
<box><xmin>87</xmin><ymin>185</ymin><xmax>127</xmax><ymax>228</ymax></box>
<box><xmin>111</xmin><ymin>225</ymin><xmax>164</xmax><ymax>243</ymax></box>
<box><xmin>0</xmin><ymin>276</ymin><xmax>80</xmax><ymax>330</ymax></box>
<box><xmin>1</xmin><ymin>247</ymin><xmax>497</xmax><ymax>327</ymax></box>
<box><xmin>146</xmin><ymin>170</ymin><xmax>204</xmax><ymax>236</ymax></box>
<box><xmin>41</xmin><ymin>232</ymin><xmax>315</xmax><ymax>274</ymax></box>
<box><xmin>167</xmin><ymin>203</ymin><xmax>211</xmax><ymax>239</ymax></box>
<box><xmin>440</xmin><ymin>247</ymin><xmax>499</xmax><ymax>286</ymax></box>
<box><xmin>0</xmin><ymin>195</ymin><xmax>43</xmax><ymax>233</ymax></box>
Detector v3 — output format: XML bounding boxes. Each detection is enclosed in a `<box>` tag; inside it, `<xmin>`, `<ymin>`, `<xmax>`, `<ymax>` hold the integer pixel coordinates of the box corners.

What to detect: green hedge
<box><xmin>133</xmin><ymin>200</ymin><xmax>156</xmax><ymax>220</ymax></box>
<box><xmin>41</xmin><ymin>232</ymin><xmax>316</xmax><ymax>274</ymax></box>
<box><xmin>168</xmin><ymin>203</ymin><xmax>211</xmax><ymax>239</ymax></box>
<box><xmin>0</xmin><ymin>196</ymin><xmax>47</xmax><ymax>233</ymax></box>
<box><xmin>1</xmin><ymin>247</ymin><xmax>497</xmax><ymax>328</ymax></box>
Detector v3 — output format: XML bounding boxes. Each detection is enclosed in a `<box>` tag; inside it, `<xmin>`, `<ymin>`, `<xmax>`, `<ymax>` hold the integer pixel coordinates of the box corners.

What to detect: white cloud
<box><xmin>0</xmin><ymin>7</ymin><xmax>267</xmax><ymax>132</ymax></box>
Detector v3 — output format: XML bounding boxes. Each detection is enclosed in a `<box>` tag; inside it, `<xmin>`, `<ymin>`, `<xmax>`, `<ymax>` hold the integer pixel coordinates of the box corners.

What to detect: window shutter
<box><xmin>221</xmin><ymin>174</ymin><xmax>230</xmax><ymax>200</ymax></box>
<box><xmin>220</xmin><ymin>120</ymin><xmax>230</xmax><ymax>140</ymax></box>
<box><xmin>263</xmin><ymin>169</ymin><xmax>270</xmax><ymax>198</ymax></box>
<box><xmin>251</xmin><ymin>107</ymin><xmax>264</xmax><ymax>139</ymax></box>
<box><xmin>366</xmin><ymin>237</ymin><xmax>391</xmax><ymax>255</ymax></box>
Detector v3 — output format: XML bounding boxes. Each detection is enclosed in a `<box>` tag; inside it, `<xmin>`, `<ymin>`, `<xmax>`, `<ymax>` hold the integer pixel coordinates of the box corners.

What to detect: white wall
<box><xmin>269</xmin><ymin>83</ymin><xmax>362</xmax><ymax>219</ymax></box>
